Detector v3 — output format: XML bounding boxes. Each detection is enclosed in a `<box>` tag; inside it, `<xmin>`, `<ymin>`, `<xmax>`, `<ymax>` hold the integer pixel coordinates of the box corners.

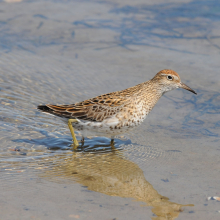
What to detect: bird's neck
<box><xmin>121</xmin><ymin>80</ymin><xmax>164</xmax><ymax>115</ymax></box>
<box><xmin>138</xmin><ymin>80</ymin><xmax>163</xmax><ymax>115</ymax></box>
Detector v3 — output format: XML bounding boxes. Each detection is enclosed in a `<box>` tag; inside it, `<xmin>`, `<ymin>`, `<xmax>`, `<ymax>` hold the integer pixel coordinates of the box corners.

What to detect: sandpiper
<box><xmin>38</xmin><ymin>69</ymin><xmax>196</xmax><ymax>148</ymax></box>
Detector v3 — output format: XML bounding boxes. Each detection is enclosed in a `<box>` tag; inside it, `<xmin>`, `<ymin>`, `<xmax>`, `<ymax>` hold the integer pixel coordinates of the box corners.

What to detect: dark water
<box><xmin>0</xmin><ymin>0</ymin><xmax>220</xmax><ymax>219</ymax></box>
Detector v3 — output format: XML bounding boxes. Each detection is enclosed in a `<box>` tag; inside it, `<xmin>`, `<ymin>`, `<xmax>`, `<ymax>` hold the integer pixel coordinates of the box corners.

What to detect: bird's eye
<box><xmin>167</xmin><ymin>75</ymin><xmax>173</xmax><ymax>80</ymax></box>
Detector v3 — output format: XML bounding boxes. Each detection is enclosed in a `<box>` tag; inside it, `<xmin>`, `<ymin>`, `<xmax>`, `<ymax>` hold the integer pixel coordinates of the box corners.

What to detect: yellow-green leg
<box><xmin>68</xmin><ymin>119</ymin><xmax>79</xmax><ymax>148</ymax></box>
<box><xmin>110</xmin><ymin>138</ymin><xmax>117</xmax><ymax>150</ymax></box>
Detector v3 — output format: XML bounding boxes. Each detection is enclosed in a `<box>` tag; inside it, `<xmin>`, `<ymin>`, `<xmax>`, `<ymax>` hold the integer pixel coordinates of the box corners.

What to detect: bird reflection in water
<box><xmin>41</xmin><ymin>144</ymin><xmax>193</xmax><ymax>220</ymax></box>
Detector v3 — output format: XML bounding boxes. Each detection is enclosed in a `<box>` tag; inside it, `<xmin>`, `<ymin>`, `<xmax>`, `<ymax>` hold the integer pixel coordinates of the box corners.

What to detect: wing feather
<box><xmin>38</xmin><ymin>93</ymin><xmax>129</xmax><ymax>122</ymax></box>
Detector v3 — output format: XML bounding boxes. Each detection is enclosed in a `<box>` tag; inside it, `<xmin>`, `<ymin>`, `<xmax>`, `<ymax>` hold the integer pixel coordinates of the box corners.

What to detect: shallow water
<box><xmin>0</xmin><ymin>0</ymin><xmax>220</xmax><ymax>219</ymax></box>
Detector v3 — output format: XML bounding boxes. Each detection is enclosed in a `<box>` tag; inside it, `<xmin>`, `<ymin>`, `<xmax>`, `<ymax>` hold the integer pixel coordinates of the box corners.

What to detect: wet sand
<box><xmin>0</xmin><ymin>0</ymin><xmax>220</xmax><ymax>219</ymax></box>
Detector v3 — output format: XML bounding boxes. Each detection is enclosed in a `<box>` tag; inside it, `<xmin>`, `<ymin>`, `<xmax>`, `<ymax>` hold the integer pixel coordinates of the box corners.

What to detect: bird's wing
<box><xmin>38</xmin><ymin>92</ymin><xmax>129</xmax><ymax>122</ymax></box>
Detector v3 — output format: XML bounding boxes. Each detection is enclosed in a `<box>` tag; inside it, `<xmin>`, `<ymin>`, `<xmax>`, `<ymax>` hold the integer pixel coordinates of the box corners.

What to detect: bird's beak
<box><xmin>179</xmin><ymin>82</ymin><xmax>197</xmax><ymax>95</ymax></box>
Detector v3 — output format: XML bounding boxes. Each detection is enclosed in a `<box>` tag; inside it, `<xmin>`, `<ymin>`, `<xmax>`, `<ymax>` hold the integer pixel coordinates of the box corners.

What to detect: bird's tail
<box><xmin>37</xmin><ymin>104</ymin><xmax>72</xmax><ymax>118</ymax></box>
<box><xmin>37</xmin><ymin>105</ymin><xmax>53</xmax><ymax>113</ymax></box>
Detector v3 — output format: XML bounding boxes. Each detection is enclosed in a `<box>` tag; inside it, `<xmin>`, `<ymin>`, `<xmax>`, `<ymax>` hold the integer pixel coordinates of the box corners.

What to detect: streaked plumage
<box><xmin>38</xmin><ymin>69</ymin><xmax>196</xmax><ymax>146</ymax></box>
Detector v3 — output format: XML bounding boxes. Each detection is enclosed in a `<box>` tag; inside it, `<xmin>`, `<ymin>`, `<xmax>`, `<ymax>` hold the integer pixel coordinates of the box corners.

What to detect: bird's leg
<box><xmin>110</xmin><ymin>137</ymin><xmax>116</xmax><ymax>150</ymax></box>
<box><xmin>110</xmin><ymin>138</ymin><xmax>114</xmax><ymax>145</ymax></box>
<box><xmin>81</xmin><ymin>136</ymin><xmax>85</xmax><ymax>145</ymax></box>
<box><xmin>68</xmin><ymin>119</ymin><xmax>79</xmax><ymax>148</ymax></box>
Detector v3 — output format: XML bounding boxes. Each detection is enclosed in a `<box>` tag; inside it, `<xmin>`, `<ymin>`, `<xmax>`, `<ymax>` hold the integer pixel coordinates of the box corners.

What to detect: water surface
<box><xmin>0</xmin><ymin>0</ymin><xmax>220</xmax><ymax>219</ymax></box>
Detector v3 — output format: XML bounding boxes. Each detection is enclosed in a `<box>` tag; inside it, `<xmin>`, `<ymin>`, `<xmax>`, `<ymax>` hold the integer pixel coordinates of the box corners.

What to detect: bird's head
<box><xmin>152</xmin><ymin>69</ymin><xmax>197</xmax><ymax>95</ymax></box>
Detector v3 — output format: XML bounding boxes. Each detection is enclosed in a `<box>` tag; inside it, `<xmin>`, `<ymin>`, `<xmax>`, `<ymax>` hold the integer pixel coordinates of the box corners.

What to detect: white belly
<box><xmin>64</xmin><ymin>113</ymin><xmax>147</xmax><ymax>137</ymax></box>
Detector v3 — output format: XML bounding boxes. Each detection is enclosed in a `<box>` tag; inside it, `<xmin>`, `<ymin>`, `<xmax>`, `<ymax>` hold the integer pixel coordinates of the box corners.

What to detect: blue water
<box><xmin>0</xmin><ymin>0</ymin><xmax>219</xmax><ymax>219</ymax></box>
